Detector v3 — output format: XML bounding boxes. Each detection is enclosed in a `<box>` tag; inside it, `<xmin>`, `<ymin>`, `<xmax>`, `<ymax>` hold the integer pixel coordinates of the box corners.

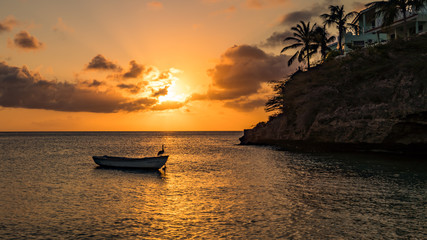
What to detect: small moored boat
<box><xmin>92</xmin><ymin>155</ymin><xmax>168</xmax><ymax>169</ymax></box>
<box><xmin>93</xmin><ymin>145</ymin><xmax>168</xmax><ymax>169</ymax></box>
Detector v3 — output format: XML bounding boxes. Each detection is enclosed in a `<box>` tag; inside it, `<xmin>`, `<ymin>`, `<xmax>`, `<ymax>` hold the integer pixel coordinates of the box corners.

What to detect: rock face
<box><xmin>240</xmin><ymin>36</ymin><xmax>427</xmax><ymax>154</ymax></box>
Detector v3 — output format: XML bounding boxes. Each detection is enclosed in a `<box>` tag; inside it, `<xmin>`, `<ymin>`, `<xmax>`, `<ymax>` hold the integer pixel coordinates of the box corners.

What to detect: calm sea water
<box><xmin>0</xmin><ymin>132</ymin><xmax>425</xmax><ymax>239</ymax></box>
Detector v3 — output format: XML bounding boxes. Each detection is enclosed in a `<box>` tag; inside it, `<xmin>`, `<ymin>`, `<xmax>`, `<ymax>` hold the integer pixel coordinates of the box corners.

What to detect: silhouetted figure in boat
<box><xmin>157</xmin><ymin>145</ymin><xmax>165</xmax><ymax>156</ymax></box>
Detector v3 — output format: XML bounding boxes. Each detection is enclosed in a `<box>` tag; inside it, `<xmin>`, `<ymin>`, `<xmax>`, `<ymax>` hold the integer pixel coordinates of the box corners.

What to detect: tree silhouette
<box><xmin>321</xmin><ymin>5</ymin><xmax>357</xmax><ymax>54</ymax></box>
<box><xmin>265</xmin><ymin>80</ymin><xmax>287</xmax><ymax>113</ymax></box>
<box><xmin>314</xmin><ymin>26</ymin><xmax>336</xmax><ymax>60</ymax></box>
<box><xmin>281</xmin><ymin>21</ymin><xmax>318</xmax><ymax>70</ymax></box>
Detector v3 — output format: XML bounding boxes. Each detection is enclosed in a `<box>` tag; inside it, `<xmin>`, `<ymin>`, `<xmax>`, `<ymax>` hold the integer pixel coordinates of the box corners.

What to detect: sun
<box><xmin>158</xmin><ymin>81</ymin><xmax>188</xmax><ymax>103</ymax></box>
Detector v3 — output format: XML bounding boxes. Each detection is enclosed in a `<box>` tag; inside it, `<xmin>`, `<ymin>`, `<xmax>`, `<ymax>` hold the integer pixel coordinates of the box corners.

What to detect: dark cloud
<box><xmin>0</xmin><ymin>16</ymin><xmax>17</xmax><ymax>33</ymax></box>
<box><xmin>123</xmin><ymin>60</ymin><xmax>144</xmax><ymax>78</ymax></box>
<box><xmin>88</xmin><ymin>80</ymin><xmax>103</xmax><ymax>87</ymax></box>
<box><xmin>86</xmin><ymin>54</ymin><xmax>122</xmax><ymax>71</ymax></box>
<box><xmin>279</xmin><ymin>10</ymin><xmax>319</xmax><ymax>25</ymax></box>
<box><xmin>260</xmin><ymin>30</ymin><xmax>292</xmax><ymax>47</ymax></box>
<box><xmin>151</xmin><ymin>101</ymin><xmax>185</xmax><ymax>111</ymax></box>
<box><xmin>0</xmin><ymin>62</ymin><xmax>157</xmax><ymax>113</ymax></box>
<box><xmin>278</xmin><ymin>0</ymin><xmax>339</xmax><ymax>25</ymax></box>
<box><xmin>190</xmin><ymin>93</ymin><xmax>208</xmax><ymax>101</ymax></box>
<box><xmin>203</xmin><ymin>45</ymin><xmax>289</xmax><ymax>100</ymax></box>
<box><xmin>223</xmin><ymin>98</ymin><xmax>266</xmax><ymax>112</ymax></box>
<box><xmin>12</xmin><ymin>31</ymin><xmax>44</xmax><ymax>50</ymax></box>
<box><xmin>191</xmin><ymin>45</ymin><xmax>291</xmax><ymax>111</ymax></box>
<box><xmin>120</xmin><ymin>98</ymin><xmax>158</xmax><ymax>112</ymax></box>
<box><xmin>151</xmin><ymin>86</ymin><xmax>168</xmax><ymax>97</ymax></box>
<box><xmin>81</xmin><ymin>79</ymin><xmax>104</xmax><ymax>87</ymax></box>
<box><xmin>117</xmin><ymin>83</ymin><xmax>142</xmax><ymax>94</ymax></box>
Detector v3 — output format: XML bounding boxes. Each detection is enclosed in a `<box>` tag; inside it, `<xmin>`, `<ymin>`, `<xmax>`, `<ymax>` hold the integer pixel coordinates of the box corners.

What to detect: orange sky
<box><xmin>0</xmin><ymin>0</ymin><xmax>368</xmax><ymax>131</ymax></box>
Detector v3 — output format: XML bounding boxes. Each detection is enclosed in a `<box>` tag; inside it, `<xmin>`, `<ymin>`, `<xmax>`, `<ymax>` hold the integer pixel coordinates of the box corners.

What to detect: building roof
<box><xmin>351</xmin><ymin>5</ymin><xmax>376</xmax><ymax>25</ymax></box>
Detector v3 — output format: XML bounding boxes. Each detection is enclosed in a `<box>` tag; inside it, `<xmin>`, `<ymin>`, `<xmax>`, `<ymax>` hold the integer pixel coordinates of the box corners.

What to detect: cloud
<box><xmin>0</xmin><ymin>16</ymin><xmax>17</xmax><ymax>33</ymax></box>
<box><xmin>117</xmin><ymin>83</ymin><xmax>143</xmax><ymax>94</ymax></box>
<box><xmin>245</xmin><ymin>0</ymin><xmax>288</xmax><ymax>9</ymax></box>
<box><xmin>223</xmin><ymin>97</ymin><xmax>266</xmax><ymax>112</ymax></box>
<box><xmin>81</xmin><ymin>79</ymin><xmax>104</xmax><ymax>87</ymax></box>
<box><xmin>12</xmin><ymin>31</ymin><xmax>44</xmax><ymax>50</ymax></box>
<box><xmin>85</xmin><ymin>54</ymin><xmax>122</xmax><ymax>71</ymax></box>
<box><xmin>52</xmin><ymin>17</ymin><xmax>74</xmax><ymax>33</ymax></box>
<box><xmin>279</xmin><ymin>10</ymin><xmax>319</xmax><ymax>25</ymax></box>
<box><xmin>192</xmin><ymin>45</ymin><xmax>292</xmax><ymax>111</ymax></box>
<box><xmin>151</xmin><ymin>86</ymin><xmax>168</xmax><ymax>97</ymax></box>
<box><xmin>278</xmin><ymin>0</ymin><xmax>339</xmax><ymax>25</ymax></box>
<box><xmin>260</xmin><ymin>30</ymin><xmax>293</xmax><ymax>48</ymax></box>
<box><xmin>147</xmin><ymin>1</ymin><xmax>163</xmax><ymax>10</ymax></box>
<box><xmin>0</xmin><ymin>62</ymin><xmax>157</xmax><ymax>113</ymax></box>
<box><xmin>151</xmin><ymin>101</ymin><xmax>185</xmax><ymax>111</ymax></box>
<box><xmin>204</xmin><ymin>45</ymin><xmax>289</xmax><ymax>100</ymax></box>
<box><xmin>123</xmin><ymin>60</ymin><xmax>145</xmax><ymax>78</ymax></box>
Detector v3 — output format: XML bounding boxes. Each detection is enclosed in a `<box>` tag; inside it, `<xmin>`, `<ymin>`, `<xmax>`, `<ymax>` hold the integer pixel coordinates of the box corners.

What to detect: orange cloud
<box><xmin>0</xmin><ymin>15</ymin><xmax>17</xmax><ymax>33</ymax></box>
<box><xmin>52</xmin><ymin>17</ymin><xmax>74</xmax><ymax>33</ymax></box>
<box><xmin>206</xmin><ymin>45</ymin><xmax>288</xmax><ymax>99</ymax></box>
<box><xmin>151</xmin><ymin>86</ymin><xmax>169</xmax><ymax>97</ymax></box>
<box><xmin>147</xmin><ymin>1</ymin><xmax>163</xmax><ymax>10</ymax></box>
<box><xmin>151</xmin><ymin>100</ymin><xmax>185</xmax><ymax>111</ymax></box>
<box><xmin>85</xmin><ymin>54</ymin><xmax>122</xmax><ymax>71</ymax></box>
<box><xmin>245</xmin><ymin>0</ymin><xmax>288</xmax><ymax>9</ymax></box>
<box><xmin>123</xmin><ymin>60</ymin><xmax>145</xmax><ymax>78</ymax></box>
<box><xmin>11</xmin><ymin>31</ymin><xmax>44</xmax><ymax>50</ymax></box>
<box><xmin>192</xmin><ymin>45</ymin><xmax>291</xmax><ymax>111</ymax></box>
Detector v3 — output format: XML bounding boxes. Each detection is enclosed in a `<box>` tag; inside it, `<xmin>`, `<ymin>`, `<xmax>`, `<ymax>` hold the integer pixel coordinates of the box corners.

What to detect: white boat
<box><xmin>92</xmin><ymin>155</ymin><xmax>168</xmax><ymax>169</ymax></box>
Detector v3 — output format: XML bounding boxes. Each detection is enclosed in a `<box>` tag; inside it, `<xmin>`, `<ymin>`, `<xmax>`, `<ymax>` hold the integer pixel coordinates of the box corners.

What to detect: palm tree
<box><xmin>321</xmin><ymin>5</ymin><xmax>358</xmax><ymax>54</ymax></box>
<box><xmin>281</xmin><ymin>21</ymin><xmax>318</xmax><ymax>70</ymax></box>
<box><xmin>366</xmin><ymin>0</ymin><xmax>427</xmax><ymax>40</ymax></box>
<box><xmin>314</xmin><ymin>26</ymin><xmax>336</xmax><ymax>60</ymax></box>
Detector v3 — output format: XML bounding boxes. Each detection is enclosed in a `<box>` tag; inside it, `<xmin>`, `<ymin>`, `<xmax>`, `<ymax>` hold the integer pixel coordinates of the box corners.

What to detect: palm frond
<box><xmin>281</xmin><ymin>43</ymin><xmax>303</xmax><ymax>53</ymax></box>
<box><xmin>284</xmin><ymin>36</ymin><xmax>301</xmax><ymax>43</ymax></box>
<box><xmin>287</xmin><ymin>51</ymin><xmax>299</xmax><ymax>66</ymax></box>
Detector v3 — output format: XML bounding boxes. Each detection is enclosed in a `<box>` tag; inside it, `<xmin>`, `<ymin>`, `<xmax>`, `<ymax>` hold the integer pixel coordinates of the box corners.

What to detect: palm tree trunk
<box><xmin>338</xmin><ymin>29</ymin><xmax>343</xmax><ymax>54</ymax></box>
<box><xmin>403</xmin><ymin>11</ymin><xmax>408</xmax><ymax>40</ymax></box>
<box><xmin>307</xmin><ymin>48</ymin><xmax>310</xmax><ymax>70</ymax></box>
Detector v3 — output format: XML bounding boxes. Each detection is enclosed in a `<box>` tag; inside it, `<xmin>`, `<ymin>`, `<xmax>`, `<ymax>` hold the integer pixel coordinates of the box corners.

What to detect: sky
<box><xmin>0</xmin><ymin>0</ymin><xmax>369</xmax><ymax>131</ymax></box>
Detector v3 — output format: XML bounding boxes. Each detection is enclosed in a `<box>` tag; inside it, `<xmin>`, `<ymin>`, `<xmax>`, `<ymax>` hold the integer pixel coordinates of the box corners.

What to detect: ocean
<box><xmin>0</xmin><ymin>131</ymin><xmax>425</xmax><ymax>239</ymax></box>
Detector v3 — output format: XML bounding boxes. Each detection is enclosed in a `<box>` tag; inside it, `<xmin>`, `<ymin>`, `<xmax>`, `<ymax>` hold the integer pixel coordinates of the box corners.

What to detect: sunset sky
<box><xmin>0</xmin><ymin>0</ymin><xmax>369</xmax><ymax>131</ymax></box>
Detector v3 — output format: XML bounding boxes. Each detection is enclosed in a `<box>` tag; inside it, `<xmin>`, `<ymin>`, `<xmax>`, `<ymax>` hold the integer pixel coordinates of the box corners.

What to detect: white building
<box><xmin>342</xmin><ymin>4</ymin><xmax>427</xmax><ymax>52</ymax></box>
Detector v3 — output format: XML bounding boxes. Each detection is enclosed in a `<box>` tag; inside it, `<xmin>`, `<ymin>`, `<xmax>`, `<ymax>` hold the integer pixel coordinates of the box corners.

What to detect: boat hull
<box><xmin>93</xmin><ymin>155</ymin><xmax>168</xmax><ymax>169</ymax></box>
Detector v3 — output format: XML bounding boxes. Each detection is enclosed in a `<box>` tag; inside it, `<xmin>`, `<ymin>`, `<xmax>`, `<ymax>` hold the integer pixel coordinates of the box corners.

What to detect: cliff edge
<box><xmin>240</xmin><ymin>35</ymin><xmax>427</xmax><ymax>154</ymax></box>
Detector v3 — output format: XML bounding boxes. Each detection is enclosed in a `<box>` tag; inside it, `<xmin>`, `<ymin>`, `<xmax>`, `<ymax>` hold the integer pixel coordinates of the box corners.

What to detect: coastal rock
<box><xmin>240</xmin><ymin>36</ymin><xmax>427</xmax><ymax>154</ymax></box>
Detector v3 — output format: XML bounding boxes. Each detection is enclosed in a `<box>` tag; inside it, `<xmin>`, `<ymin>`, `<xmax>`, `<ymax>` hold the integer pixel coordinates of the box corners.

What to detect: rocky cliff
<box><xmin>240</xmin><ymin>35</ymin><xmax>427</xmax><ymax>154</ymax></box>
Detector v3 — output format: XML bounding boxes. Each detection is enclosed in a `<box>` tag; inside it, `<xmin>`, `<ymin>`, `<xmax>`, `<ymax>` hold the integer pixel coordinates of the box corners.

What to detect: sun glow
<box><xmin>158</xmin><ymin>82</ymin><xmax>188</xmax><ymax>103</ymax></box>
